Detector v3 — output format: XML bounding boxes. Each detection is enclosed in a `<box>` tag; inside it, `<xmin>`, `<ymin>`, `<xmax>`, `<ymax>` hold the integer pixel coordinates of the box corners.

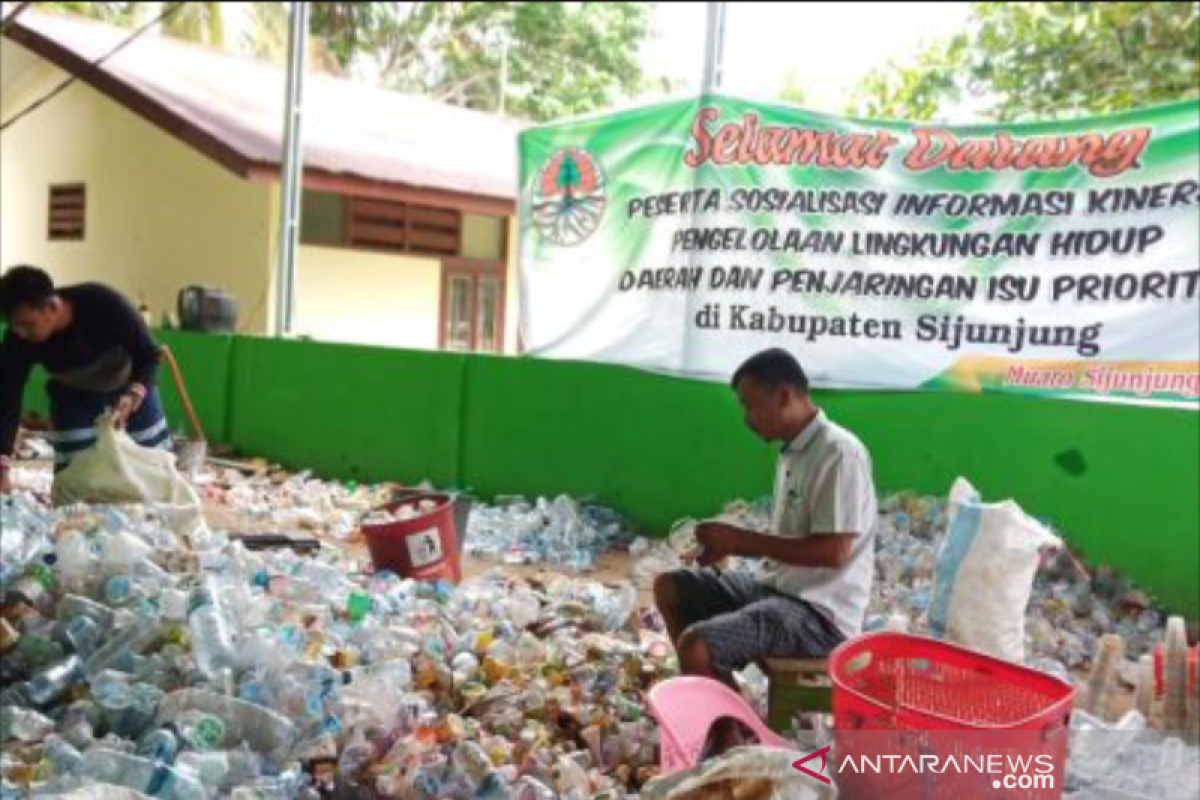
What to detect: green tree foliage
<box><xmin>847</xmin><ymin>2</ymin><xmax>1200</xmax><ymax>122</ymax></box>
<box><xmin>778</xmin><ymin>68</ymin><xmax>809</xmax><ymax>107</ymax></box>
<box><xmin>33</xmin><ymin>3</ymin><xmax>341</xmax><ymax>70</ymax></box>
<box><xmin>310</xmin><ymin>2</ymin><xmax>652</xmax><ymax>121</ymax></box>
<box><xmin>31</xmin><ymin>1</ymin><xmax>142</xmax><ymax>25</ymax></box>
<box><xmin>36</xmin><ymin>2</ymin><xmax>654</xmax><ymax>121</ymax></box>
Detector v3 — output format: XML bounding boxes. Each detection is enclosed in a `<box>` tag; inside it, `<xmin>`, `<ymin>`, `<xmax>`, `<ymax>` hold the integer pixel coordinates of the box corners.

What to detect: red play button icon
<box><xmin>792</xmin><ymin>745</ymin><xmax>833</xmax><ymax>785</ymax></box>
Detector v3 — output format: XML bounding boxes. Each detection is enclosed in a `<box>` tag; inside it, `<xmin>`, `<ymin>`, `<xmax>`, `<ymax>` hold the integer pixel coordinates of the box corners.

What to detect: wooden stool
<box><xmin>765</xmin><ymin>657</ymin><xmax>833</xmax><ymax>732</ymax></box>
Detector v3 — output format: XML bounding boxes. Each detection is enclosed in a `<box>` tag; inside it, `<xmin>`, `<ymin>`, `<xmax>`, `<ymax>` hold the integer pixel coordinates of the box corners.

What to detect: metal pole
<box><xmin>701</xmin><ymin>1</ymin><xmax>726</xmax><ymax>96</ymax></box>
<box><xmin>274</xmin><ymin>1</ymin><xmax>308</xmax><ymax>337</ymax></box>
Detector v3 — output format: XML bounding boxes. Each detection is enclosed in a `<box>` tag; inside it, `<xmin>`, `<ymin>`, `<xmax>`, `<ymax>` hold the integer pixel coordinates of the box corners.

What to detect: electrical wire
<box><xmin>1</xmin><ymin>2</ymin><xmax>185</xmax><ymax>133</ymax></box>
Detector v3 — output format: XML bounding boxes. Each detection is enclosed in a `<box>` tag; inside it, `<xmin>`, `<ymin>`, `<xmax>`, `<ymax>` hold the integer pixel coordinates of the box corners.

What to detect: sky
<box><xmin>640</xmin><ymin>2</ymin><xmax>973</xmax><ymax>114</ymax></box>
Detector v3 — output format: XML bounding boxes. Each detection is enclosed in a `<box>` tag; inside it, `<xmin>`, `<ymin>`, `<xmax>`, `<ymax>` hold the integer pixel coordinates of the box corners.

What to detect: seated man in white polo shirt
<box><xmin>655</xmin><ymin>348</ymin><xmax>878</xmax><ymax>686</ymax></box>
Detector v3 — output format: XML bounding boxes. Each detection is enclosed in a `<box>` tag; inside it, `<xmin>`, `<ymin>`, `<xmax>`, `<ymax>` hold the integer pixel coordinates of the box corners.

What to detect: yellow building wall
<box><xmin>2</xmin><ymin>40</ymin><xmax>515</xmax><ymax>348</ymax></box>
<box><xmin>292</xmin><ymin>244</ymin><xmax>442</xmax><ymax>349</ymax></box>
<box><xmin>0</xmin><ymin>41</ymin><xmax>274</xmax><ymax>331</ymax></box>
<box><xmin>462</xmin><ymin>214</ymin><xmax>503</xmax><ymax>260</ymax></box>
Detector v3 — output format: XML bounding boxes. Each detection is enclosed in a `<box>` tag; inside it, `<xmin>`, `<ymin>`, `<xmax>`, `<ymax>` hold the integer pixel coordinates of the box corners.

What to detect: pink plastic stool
<box><xmin>648</xmin><ymin>676</ymin><xmax>790</xmax><ymax>773</ymax></box>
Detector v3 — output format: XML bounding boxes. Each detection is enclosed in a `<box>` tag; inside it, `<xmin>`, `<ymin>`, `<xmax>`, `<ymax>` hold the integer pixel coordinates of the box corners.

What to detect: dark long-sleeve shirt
<box><xmin>1</xmin><ymin>283</ymin><xmax>160</xmax><ymax>456</ymax></box>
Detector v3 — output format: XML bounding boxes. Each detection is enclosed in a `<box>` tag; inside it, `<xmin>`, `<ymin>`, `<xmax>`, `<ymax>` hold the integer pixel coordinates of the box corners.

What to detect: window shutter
<box><xmin>345</xmin><ymin>196</ymin><xmax>461</xmax><ymax>257</ymax></box>
<box><xmin>48</xmin><ymin>184</ymin><xmax>85</xmax><ymax>241</ymax></box>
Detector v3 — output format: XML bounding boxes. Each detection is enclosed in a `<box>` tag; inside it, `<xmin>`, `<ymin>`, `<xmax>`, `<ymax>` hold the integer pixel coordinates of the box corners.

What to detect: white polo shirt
<box><xmin>758</xmin><ymin>410</ymin><xmax>878</xmax><ymax>639</ymax></box>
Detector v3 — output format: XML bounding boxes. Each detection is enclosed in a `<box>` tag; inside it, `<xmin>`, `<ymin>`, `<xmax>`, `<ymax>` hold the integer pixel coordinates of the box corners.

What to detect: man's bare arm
<box><xmin>694</xmin><ymin>522</ymin><xmax>855</xmax><ymax>569</ymax></box>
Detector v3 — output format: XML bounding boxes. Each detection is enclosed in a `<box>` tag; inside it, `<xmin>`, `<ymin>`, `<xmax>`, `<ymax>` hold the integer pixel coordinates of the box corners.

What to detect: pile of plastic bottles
<box><xmin>196</xmin><ymin>468</ymin><xmax>394</xmax><ymax>543</ymax></box>
<box><xmin>871</xmin><ymin>492</ymin><xmax>1177</xmax><ymax>680</ymax></box>
<box><xmin>1</xmin><ymin>491</ymin><xmax>671</xmax><ymax>799</ymax></box>
<box><xmin>464</xmin><ymin>496</ymin><xmax>637</xmax><ymax>572</ymax></box>
<box><xmin>1066</xmin><ymin>711</ymin><xmax>1200</xmax><ymax>799</ymax></box>
<box><xmin>5</xmin><ymin>457</ymin><xmax>1195</xmax><ymax>799</ymax></box>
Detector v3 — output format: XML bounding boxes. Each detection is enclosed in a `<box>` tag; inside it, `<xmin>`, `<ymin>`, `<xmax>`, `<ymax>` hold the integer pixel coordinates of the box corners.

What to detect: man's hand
<box><xmin>694</xmin><ymin>521</ymin><xmax>745</xmax><ymax>567</ymax></box>
<box><xmin>111</xmin><ymin>384</ymin><xmax>147</xmax><ymax>429</ymax></box>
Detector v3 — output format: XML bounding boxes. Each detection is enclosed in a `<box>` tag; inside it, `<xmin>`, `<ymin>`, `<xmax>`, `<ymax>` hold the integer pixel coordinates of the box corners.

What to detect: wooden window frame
<box><xmin>48</xmin><ymin>183</ymin><xmax>85</xmax><ymax>241</ymax></box>
<box><xmin>438</xmin><ymin>257</ymin><xmax>507</xmax><ymax>353</ymax></box>
<box><xmin>300</xmin><ymin>193</ymin><xmax>463</xmax><ymax>259</ymax></box>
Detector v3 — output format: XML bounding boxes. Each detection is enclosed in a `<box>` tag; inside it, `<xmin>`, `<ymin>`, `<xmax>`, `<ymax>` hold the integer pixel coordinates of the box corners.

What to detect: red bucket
<box><xmin>361</xmin><ymin>493</ymin><xmax>461</xmax><ymax>583</ymax></box>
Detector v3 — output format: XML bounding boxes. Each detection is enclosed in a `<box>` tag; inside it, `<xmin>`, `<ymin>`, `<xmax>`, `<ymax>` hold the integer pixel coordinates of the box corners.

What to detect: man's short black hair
<box><xmin>0</xmin><ymin>265</ymin><xmax>55</xmax><ymax>319</ymax></box>
<box><xmin>731</xmin><ymin>347</ymin><xmax>810</xmax><ymax>394</ymax></box>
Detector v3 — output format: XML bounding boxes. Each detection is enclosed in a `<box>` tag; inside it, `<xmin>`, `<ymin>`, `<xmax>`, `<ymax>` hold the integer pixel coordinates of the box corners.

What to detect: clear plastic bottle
<box><xmin>175</xmin><ymin>709</ymin><xmax>227</xmax><ymax>751</ymax></box>
<box><xmin>26</xmin><ymin>654</ymin><xmax>85</xmax><ymax>706</ymax></box>
<box><xmin>84</xmin><ymin>607</ymin><xmax>162</xmax><ymax>678</ymax></box>
<box><xmin>1163</xmin><ymin>616</ymin><xmax>1189</xmax><ymax>733</ymax></box>
<box><xmin>1134</xmin><ymin>653</ymin><xmax>1155</xmax><ymax>720</ymax></box>
<box><xmin>58</xmin><ymin>594</ymin><xmax>117</xmax><ymax>631</ymax></box>
<box><xmin>187</xmin><ymin>582</ymin><xmax>235</xmax><ymax>677</ymax></box>
<box><xmin>1085</xmin><ymin>633</ymin><xmax>1124</xmax><ymax>721</ymax></box>
<box><xmin>60</xmin><ymin>700</ymin><xmax>97</xmax><ymax>749</ymax></box>
<box><xmin>0</xmin><ymin>706</ymin><xmax>55</xmax><ymax>742</ymax></box>
<box><xmin>512</xmin><ymin>776</ymin><xmax>557</xmax><ymax>800</ymax></box>
<box><xmin>176</xmin><ymin>747</ymin><xmax>261</xmax><ymax>792</ymax></box>
<box><xmin>9</xmin><ymin>566</ymin><xmax>53</xmax><ymax>614</ymax></box>
<box><xmin>451</xmin><ymin>740</ymin><xmax>494</xmax><ymax>790</ymax></box>
<box><xmin>55</xmin><ymin>614</ymin><xmax>103</xmax><ymax>658</ymax></box>
<box><xmin>94</xmin><ymin>678</ymin><xmax>137</xmax><ymax>739</ymax></box>
<box><xmin>43</xmin><ymin>734</ymin><xmax>84</xmax><ymax>778</ymax></box>
<box><xmin>156</xmin><ymin>688</ymin><xmax>296</xmax><ymax>763</ymax></box>
<box><xmin>175</xmin><ymin>751</ymin><xmax>231</xmax><ymax>791</ymax></box>
<box><xmin>81</xmin><ymin>747</ymin><xmax>208</xmax><ymax>800</ymax></box>
<box><xmin>227</xmin><ymin>771</ymin><xmax>303</xmax><ymax>800</ymax></box>
<box><xmin>160</xmin><ymin>589</ymin><xmax>190</xmax><ymax>623</ymax></box>
<box><xmin>1188</xmin><ymin>664</ymin><xmax>1200</xmax><ymax>745</ymax></box>
<box><xmin>138</xmin><ymin>729</ymin><xmax>181</xmax><ymax>764</ymax></box>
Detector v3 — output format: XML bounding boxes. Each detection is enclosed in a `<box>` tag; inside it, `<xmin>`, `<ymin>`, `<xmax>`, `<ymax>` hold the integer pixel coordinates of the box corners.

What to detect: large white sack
<box><xmin>52</xmin><ymin>413</ymin><xmax>200</xmax><ymax>512</ymax></box>
<box><xmin>929</xmin><ymin>477</ymin><xmax>1061</xmax><ymax>663</ymax></box>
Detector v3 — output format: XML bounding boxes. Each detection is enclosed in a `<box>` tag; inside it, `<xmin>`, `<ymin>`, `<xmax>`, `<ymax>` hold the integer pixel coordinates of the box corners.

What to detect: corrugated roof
<box><xmin>4</xmin><ymin>11</ymin><xmax>518</xmax><ymax>207</ymax></box>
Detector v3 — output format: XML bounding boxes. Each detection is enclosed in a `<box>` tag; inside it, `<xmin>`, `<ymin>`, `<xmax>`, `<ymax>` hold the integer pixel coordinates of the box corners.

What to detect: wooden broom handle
<box><xmin>159</xmin><ymin>344</ymin><xmax>207</xmax><ymax>444</ymax></box>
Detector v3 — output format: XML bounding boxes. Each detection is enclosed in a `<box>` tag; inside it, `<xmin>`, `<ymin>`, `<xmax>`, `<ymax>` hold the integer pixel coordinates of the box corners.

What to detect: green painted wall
<box><xmin>155</xmin><ymin>330</ymin><xmax>233</xmax><ymax>445</ymax></box>
<box><xmin>460</xmin><ymin>354</ymin><xmax>777</xmax><ymax>520</ymax></box>
<box><xmin>11</xmin><ymin>330</ymin><xmax>1197</xmax><ymax>616</ymax></box>
<box><xmin>225</xmin><ymin>337</ymin><xmax>465</xmax><ymax>487</ymax></box>
<box><xmin>459</xmin><ymin>355</ymin><xmax>1198</xmax><ymax>615</ymax></box>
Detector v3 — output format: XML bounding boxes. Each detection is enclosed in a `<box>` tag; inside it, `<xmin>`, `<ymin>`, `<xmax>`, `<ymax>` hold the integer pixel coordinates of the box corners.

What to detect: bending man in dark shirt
<box><xmin>0</xmin><ymin>265</ymin><xmax>169</xmax><ymax>491</ymax></box>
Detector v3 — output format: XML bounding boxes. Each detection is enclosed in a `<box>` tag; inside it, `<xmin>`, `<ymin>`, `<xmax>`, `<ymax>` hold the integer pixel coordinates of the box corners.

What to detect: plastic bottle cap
<box><xmin>192</xmin><ymin>716</ymin><xmax>226</xmax><ymax>750</ymax></box>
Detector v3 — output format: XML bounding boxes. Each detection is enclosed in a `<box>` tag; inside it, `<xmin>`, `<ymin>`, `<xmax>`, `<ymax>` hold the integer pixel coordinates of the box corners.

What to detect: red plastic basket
<box><xmin>830</xmin><ymin>633</ymin><xmax>1075</xmax><ymax>799</ymax></box>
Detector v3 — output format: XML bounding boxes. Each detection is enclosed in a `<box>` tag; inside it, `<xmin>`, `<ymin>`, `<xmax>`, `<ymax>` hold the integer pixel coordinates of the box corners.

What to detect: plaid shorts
<box><xmin>668</xmin><ymin>567</ymin><xmax>845</xmax><ymax>675</ymax></box>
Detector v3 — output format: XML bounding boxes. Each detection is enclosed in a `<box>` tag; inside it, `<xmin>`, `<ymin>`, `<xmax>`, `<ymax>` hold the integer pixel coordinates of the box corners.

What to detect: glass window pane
<box><xmin>445</xmin><ymin>275</ymin><xmax>474</xmax><ymax>351</ymax></box>
<box><xmin>461</xmin><ymin>214</ymin><xmax>504</xmax><ymax>260</ymax></box>
<box><xmin>476</xmin><ymin>276</ymin><xmax>500</xmax><ymax>353</ymax></box>
<box><xmin>300</xmin><ymin>190</ymin><xmax>345</xmax><ymax>245</ymax></box>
